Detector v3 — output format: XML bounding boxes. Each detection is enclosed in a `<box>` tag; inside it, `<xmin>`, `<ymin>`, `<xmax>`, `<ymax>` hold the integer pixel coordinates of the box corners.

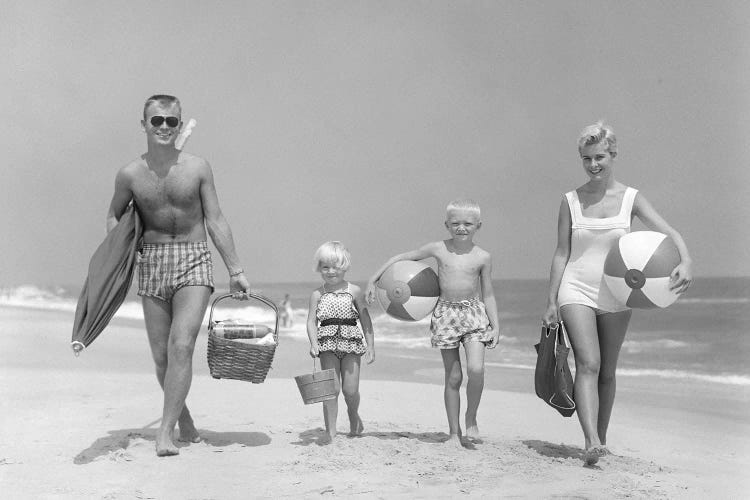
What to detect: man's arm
<box><xmin>199</xmin><ymin>161</ymin><xmax>249</xmax><ymax>294</ymax></box>
<box><xmin>106</xmin><ymin>167</ymin><xmax>134</xmax><ymax>233</ymax></box>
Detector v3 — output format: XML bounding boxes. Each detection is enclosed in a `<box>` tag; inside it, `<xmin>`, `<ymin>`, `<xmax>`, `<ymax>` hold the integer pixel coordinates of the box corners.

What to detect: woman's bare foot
<box><xmin>465</xmin><ymin>417</ymin><xmax>479</xmax><ymax>440</ymax></box>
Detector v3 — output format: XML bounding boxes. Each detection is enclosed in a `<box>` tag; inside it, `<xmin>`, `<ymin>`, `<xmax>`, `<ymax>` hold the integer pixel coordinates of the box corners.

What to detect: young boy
<box><xmin>366</xmin><ymin>199</ymin><xmax>499</xmax><ymax>448</ymax></box>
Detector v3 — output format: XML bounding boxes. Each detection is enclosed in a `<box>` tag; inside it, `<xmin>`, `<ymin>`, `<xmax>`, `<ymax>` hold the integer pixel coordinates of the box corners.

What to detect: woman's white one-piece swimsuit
<box><xmin>557</xmin><ymin>187</ymin><xmax>638</xmax><ymax>313</ymax></box>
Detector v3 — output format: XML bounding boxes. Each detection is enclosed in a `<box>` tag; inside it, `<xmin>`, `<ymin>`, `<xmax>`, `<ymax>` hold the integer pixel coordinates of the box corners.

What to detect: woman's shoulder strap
<box><xmin>563</xmin><ymin>190</ymin><xmax>579</xmax><ymax>222</ymax></box>
<box><xmin>622</xmin><ymin>186</ymin><xmax>639</xmax><ymax>215</ymax></box>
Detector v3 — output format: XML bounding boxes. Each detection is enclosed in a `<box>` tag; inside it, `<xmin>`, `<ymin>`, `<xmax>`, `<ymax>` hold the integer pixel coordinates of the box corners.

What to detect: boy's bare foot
<box><xmin>348</xmin><ymin>415</ymin><xmax>364</xmax><ymax>437</ymax></box>
<box><xmin>445</xmin><ymin>434</ymin><xmax>464</xmax><ymax>449</ymax></box>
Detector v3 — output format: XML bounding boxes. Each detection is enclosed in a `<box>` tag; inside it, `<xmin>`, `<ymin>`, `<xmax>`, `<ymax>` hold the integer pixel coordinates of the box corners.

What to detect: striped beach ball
<box><xmin>375</xmin><ymin>261</ymin><xmax>440</xmax><ymax>321</ymax></box>
<box><xmin>603</xmin><ymin>231</ymin><xmax>681</xmax><ymax>309</ymax></box>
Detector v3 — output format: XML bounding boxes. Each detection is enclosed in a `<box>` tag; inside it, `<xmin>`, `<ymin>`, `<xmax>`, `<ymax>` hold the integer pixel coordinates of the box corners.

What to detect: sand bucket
<box><xmin>295</xmin><ymin>360</ymin><xmax>337</xmax><ymax>404</ymax></box>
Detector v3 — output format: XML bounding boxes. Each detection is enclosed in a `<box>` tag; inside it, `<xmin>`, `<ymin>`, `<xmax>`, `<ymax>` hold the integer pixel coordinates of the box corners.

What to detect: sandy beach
<box><xmin>1</xmin><ymin>305</ymin><xmax>748</xmax><ymax>499</ymax></box>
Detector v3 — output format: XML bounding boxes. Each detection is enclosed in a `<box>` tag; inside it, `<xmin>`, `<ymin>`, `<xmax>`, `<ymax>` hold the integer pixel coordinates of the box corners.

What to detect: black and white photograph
<box><xmin>1</xmin><ymin>1</ymin><xmax>747</xmax><ymax>498</ymax></box>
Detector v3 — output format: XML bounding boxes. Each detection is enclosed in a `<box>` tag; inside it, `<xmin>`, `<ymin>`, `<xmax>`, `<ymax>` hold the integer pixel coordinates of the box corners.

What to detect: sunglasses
<box><xmin>149</xmin><ymin>115</ymin><xmax>180</xmax><ymax>128</ymax></box>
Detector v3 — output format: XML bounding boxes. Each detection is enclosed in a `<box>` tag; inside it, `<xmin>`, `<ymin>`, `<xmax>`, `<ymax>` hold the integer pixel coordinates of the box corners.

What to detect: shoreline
<box><xmin>4</xmin><ymin>305</ymin><xmax>750</xmax><ymax>421</ymax></box>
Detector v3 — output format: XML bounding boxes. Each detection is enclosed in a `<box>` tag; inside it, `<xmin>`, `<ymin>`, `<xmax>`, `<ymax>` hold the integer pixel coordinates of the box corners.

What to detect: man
<box><xmin>106</xmin><ymin>95</ymin><xmax>250</xmax><ymax>456</ymax></box>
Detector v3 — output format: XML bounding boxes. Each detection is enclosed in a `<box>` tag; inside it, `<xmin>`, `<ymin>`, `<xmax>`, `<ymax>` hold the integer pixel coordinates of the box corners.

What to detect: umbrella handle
<box><xmin>207</xmin><ymin>292</ymin><xmax>280</xmax><ymax>343</ymax></box>
<box><xmin>71</xmin><ymin>341</ymin><xmax>85</xmax><ymax>357</ymax></box>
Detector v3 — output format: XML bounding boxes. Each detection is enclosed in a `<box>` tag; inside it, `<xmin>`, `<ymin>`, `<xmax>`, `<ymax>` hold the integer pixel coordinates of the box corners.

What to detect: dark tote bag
<box><xmin>534</xmin><ymin>321</ymin><xmax>576</xmax><ymax>417</ymax></box>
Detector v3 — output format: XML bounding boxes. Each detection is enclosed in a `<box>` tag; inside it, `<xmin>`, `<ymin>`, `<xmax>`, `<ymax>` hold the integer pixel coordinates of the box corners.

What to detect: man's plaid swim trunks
<box><xmin>137</xmin><ymin>241</ymin><xmax>214</xmax><ymax>302</ymax></box>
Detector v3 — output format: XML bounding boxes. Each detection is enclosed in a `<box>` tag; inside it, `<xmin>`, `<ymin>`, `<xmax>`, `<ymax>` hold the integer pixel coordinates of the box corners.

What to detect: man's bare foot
<box><xmin>319</xmin><ymin>431</ymin><xmax>335</xmax><ymax>445</ymax></box>
<box><xmin>445</xmin><ymin>434</ymin><xmax>464</xmax><ymax>449</ymax></box>
<box><xmin>155</xmin><ymin>436</ymin><xmax>179</xmax><ymax>457</ymax></box>
<box><xmin>348</xmin><ymin>415</ymin><xmax>364</xmax><ymax>437</ymax></box>
<box><xmin>177</xmin><ymin>419</ymin><xmax>201</xmax><ymax>443</ymax></box>
<box><xmin>583</xmin><ymin>445</ymin><xmax>607</xmax><ymax>465</ymax></box>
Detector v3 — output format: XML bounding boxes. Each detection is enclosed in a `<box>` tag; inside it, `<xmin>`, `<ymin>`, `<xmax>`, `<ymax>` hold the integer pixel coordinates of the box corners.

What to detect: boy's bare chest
<box><xmin>438</xmin><ymin>252</ymin><xmax>482</xmax><ymax>276</ymax></box>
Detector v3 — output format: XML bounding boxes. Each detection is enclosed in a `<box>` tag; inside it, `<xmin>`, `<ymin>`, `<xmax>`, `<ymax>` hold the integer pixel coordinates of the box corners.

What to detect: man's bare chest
<box><xmin>132</xmin><ymin>170</ymin><xmax>200</xmax><ymax>209</ymax></box>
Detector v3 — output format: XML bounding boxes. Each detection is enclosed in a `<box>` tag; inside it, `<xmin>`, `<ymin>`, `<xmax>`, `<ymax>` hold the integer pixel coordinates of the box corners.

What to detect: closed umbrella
<box><xmin>71</xmin><ymin>203</ymin><xmax>142</xmax><ymax>355</ymax></box>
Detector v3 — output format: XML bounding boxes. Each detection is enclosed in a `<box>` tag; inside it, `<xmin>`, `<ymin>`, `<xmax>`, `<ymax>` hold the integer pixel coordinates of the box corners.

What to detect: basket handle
<box><xmin>207</xmin><ymin>292</ymin><xmax>280</xmax><ymax>343</ymax></box>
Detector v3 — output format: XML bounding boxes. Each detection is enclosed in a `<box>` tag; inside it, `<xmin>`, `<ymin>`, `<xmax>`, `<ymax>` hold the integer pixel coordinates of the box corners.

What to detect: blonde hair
<box><xmin>577</xmin><ymin>120</ymin><xmax>617</xmax><ymax>156</ymax></box>
<box><xmin>446</xmin><ymin>198</ymin><xmax>481</xmax><ymax>220</ymax></box>
<box><xmin>313</xmin><ymin>241</ymin><xmax>352</xmax><ymax>272</ymax></box>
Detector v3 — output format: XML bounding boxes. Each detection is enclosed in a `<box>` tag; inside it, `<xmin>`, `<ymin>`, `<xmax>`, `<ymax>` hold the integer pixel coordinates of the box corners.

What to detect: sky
<box><xmin>2</xmin><ymin>0</ymin><xmax>748</xmax><ymax>287</ymax></box>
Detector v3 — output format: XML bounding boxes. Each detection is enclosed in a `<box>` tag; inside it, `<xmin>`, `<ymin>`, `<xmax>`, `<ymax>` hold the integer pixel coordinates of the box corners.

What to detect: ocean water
<box><xmin>1</xmin><ymin>277</ymin><xmax>748</xmax><ymax>386</ymax></box>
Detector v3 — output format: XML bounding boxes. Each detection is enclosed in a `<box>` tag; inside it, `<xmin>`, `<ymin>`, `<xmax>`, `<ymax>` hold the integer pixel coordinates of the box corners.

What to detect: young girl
<box><xmin>542</xmin><ymin>121</ymin><xmax>693</xmax><ymax>465</ymax></box>
<box><xmin>306</xmin><ymin>241</ymin><xmax>375</xmax><ymax>442</ymax></box>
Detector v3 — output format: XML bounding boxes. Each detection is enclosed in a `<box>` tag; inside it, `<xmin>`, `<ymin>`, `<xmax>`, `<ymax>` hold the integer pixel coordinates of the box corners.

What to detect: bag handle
<box><xmin>207</xmin><ymin>292</ymin><xmax>280</xmax><ymax>344</ymax></box>
<box><xmin>546</xmin><ymin>322</ymin><xmax>559</xmax><ymax>338</ymax></box>
<box><xmin>544</xmin><ymin>321</ymin><xmax>571</xmax><ymax>349</ymax></box>
<box><xmin>548</xmin><ymin>322</ymin><xmax>576</xmax><ymax>412</ymax></box>
<box><xmin>557</xmin><ymin>321</ymin><xmax>571</xmax><ymax>349</ymax></box>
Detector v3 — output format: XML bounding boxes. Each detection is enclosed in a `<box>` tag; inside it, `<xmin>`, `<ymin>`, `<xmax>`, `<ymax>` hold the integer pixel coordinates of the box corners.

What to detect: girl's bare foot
<box><xmin>445</xmin><ymin>434</ymin><xmax>464</xmax><ymax>449</ymax></box>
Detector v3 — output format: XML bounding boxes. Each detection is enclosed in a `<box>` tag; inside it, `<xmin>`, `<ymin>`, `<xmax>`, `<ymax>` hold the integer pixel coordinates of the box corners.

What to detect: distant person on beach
<box><xmin>280</xmin><ymin>294</ymin><xmax>294</xmax><ymax>328</ymax></box>
<box><xmin>306</xmin><ymin>241</ymin><xmax>375</xmax><ymax>443</ymax></box>
<box><xmin>106</xmin><ymin>94</ymin><xmax>250</xmax><ymax>457</ymax></box>
<box><xmin>366</xmin><ymin>199</ymin><xmax>500</xmax><ymax>449</ymax></box>
<box><xmin>542</xmin><ymin>121</ymin><xmax>693</xmax><ymax>465</ymax></box>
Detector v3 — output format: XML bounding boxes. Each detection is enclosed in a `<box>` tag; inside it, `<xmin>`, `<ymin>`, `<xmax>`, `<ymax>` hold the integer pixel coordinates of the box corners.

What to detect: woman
<box><xmin>542</xmin><ymin>121</ymin><xmax>693</xmax><ymax>465</ymax></box>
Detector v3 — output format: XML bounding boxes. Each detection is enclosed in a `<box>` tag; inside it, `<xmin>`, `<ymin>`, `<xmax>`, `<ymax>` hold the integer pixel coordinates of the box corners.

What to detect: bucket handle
<box><xmin>207</xmin><ymin>292</ymin><xmax>280</xmax><ymax>344</ymax></box>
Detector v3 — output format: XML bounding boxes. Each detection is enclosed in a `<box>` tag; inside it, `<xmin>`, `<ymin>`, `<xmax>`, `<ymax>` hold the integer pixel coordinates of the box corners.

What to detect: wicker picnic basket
<box><xmin>206</xmin><ymin>292</ymin><xmax>279</xmax><ymax>383</ymax></box>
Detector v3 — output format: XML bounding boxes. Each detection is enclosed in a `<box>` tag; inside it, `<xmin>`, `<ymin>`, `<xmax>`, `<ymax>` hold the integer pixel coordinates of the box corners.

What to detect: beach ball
<box><xmin>375</xmin><ymin>261</ymin><xmax>440</xmax><ymax>321</ymax></box>
<box><xmin>603</xmin><ymin>231</ymin><xmax>681</xmax><ymax>308</ymax></box>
